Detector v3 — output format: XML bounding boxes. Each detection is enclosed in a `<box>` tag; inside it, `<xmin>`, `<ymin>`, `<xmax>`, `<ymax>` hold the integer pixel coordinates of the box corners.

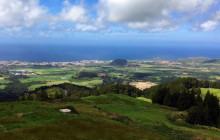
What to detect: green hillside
<box><xmin>0</xmin><ymin>94</ymin><xmax>219</xmax><ymax>140</ymax></box>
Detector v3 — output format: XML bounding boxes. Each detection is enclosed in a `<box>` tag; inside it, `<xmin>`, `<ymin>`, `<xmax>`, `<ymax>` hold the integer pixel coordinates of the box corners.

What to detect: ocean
<box><xmin>0</xmin><ymin>45</ymin><xmax>219</xmax><ymax>62</ymax></box>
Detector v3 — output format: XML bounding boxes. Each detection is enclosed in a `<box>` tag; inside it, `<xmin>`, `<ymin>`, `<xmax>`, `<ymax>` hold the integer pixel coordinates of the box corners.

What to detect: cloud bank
<box><xmin>0</xmin><ymin>0</ymin><xmax>219</xmax><ymax>35</ymax></box>
<box><xmin>0</xmin><ymin>0</ymin><xmax>48</xmax><ymax>27</ymax></box>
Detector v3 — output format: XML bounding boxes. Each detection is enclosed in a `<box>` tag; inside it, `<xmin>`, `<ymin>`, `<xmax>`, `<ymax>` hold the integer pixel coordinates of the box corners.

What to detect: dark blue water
<box><xmin>0</xmin><ymin>45</ymin><xmax>219</xmax><ymax>62</ymax></box>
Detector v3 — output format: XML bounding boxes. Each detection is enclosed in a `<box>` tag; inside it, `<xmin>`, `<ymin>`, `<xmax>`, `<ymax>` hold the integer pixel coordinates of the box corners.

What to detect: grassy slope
<box><xmin>201</xmin><ymin>88</ymin><xmax>220</xmax><ymax>100</ymax></box>
<box><xmin>136</xmin><ymin>97</ymin><xmax>152</xmax><ymax>103</ymax></box>
<box><xmin>83</xmin><ymin>95</ymin><xmax>220</xmax><ymax>139</ymax></box>
<box><xmin>0</xmin><ymin>94</ymin><xmax>219</xmax><ymax>140</ymax></box>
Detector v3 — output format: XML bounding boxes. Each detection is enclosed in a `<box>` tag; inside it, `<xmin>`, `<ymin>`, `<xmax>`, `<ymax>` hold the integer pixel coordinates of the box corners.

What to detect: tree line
<box><xmin>19</xmin><ymin>83</ymin><xmax>142</xmax><ymax>101</ymax></box>
<box><xmin>145</xmin><ymin>77</ymin><xmax>220</xmax><ymax>127</ymax></box>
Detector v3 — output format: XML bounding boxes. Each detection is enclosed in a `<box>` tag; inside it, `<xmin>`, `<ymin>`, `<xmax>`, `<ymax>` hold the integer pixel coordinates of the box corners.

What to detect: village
<box><xmin>0</xmin><ymin>60</ymin><xmax>105</xmax><ymax>67</ymax></box>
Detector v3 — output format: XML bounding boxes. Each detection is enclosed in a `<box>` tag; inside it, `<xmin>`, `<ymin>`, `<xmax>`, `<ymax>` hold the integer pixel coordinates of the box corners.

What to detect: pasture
<box><xmin>201</xmin><ymin>88</ymin><xmax>220</xmax><ymax>100</ymax></box>
<box><xmin>1</xmin><ymin>59</ymin><xmax>220</xmax><ymax>92</ymax></box>
<box><xmin>0</xmin><ymin>94</ymin><xmax>219</xmax><ymax>139</ymax></box>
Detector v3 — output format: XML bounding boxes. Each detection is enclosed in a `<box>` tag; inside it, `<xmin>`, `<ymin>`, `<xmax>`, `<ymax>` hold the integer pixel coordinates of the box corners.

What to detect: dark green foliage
<box><xmin>163</xmin><ymin>94</ymin><xmax>172</xmax><ymax>107</ymax></box>
<box><xmin>0</xmin><ymin>75</ymin><xmax>45</xmax><ymax>101</ymax></box>
<box><xmin>102</xmin><ymin>77</ymin><xmax>124</xmax><ymax>85</ymax></box>
<box><xmin>187</xmin><ymin>106</ymin><xmax>204</xmax><ymax>124</ymax></box>
<box><xmin>149</xmin><ymin>77</ymin><xmax>220</xmax><ymax>127</ymax></box>
<box><xmin>177</xmin><ymin>92</ymin><xmax>195</xmax><ymax>111</ymax></box>
<box><xmin>194</xmin><ymin>88</ymin><xmax>201</xmax><ymax>95</ymax></box>
<box><xmin>152</xmin><ymin>85</ymin><xmax>168</xmax><ymax>104</ymax></box>
<box><xmin>20</xmin><ymin>83</ymin><xmax>92</xmax><ymax>101</ymax></box>
<box><xmin>46</xmin><ymin>87</ymin><xmax>65</xmax><ymax>99</ymax></box>
<box><xmin>134</xmin><ymin>73</ymin><xmax>152</xmax><ymax>79</ymax></box>
<box><xmin>195</xmin><ymin>94</ymin><xmax>203</xmax><ymax>107</ymax></box>
<box><xmin>110</xmin><ymin>59</ymin><xmax>128</xmax><ymax>66</ymax></box>
<box><xmin>142</xmin><ymin>85</ymin><xmax>158</xmax><ymax>98</ymax></box>
<box><xmin>151</xmin><ymin>83</ymin><xmax>195</xmax><ymax>110</ymax></box>
<box><xmin>96</xmin><ymin>84</ymin><xmax>142</xmax><ymax>98</ymax></box>
<box><xmin>203</xmin><ymin>91</ymin><xmax>219</xmax><ymax>126</ymax></box>
<box><xmin>59</xmin><ymin>83</ymin><xmax>91</xmax><ymax>98</ymax></box>
<box><xmin>20</xmin><ymin>83</ymin><xmax>142</xmax><ymax>101</ymax></box>
<box><xmin>187</xmin><ymin>90</ymin><xmax>220</xmax><ymax>126</ymax></box>
<box><xmin>76</xmin><ymin>71</ymin><xmax>98</xmax><ymax>78</ymax></box>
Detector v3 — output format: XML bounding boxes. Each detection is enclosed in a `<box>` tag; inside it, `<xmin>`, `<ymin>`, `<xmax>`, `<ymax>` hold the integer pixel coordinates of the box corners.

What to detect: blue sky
<box><xmin>0</xmin><ymin>0</ymin><xmax>220</xmax><ymax>47</ymax></box>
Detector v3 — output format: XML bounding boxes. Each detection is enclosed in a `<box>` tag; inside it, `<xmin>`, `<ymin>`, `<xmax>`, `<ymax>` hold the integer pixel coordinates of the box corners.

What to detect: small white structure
<box><xmin>59</xmin><ymin>109</ymin><xmax>71</xmax><ymax>113</ymax></box>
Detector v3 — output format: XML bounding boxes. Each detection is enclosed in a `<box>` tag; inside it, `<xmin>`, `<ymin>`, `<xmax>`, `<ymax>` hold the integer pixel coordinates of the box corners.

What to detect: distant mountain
<box><xmin>204</xmin><ymin>58</ymin><xmax>220</xmax><ymax>63</ymax></box>
<box><xmin>110</xmin><ymin>59</ymin><xmax>128</xmax><ymax>66</ymax></box>
<box><xmin>178</xmin><ymin>57</ymin><xmax>211</xmax><ymax>63</ymax></box>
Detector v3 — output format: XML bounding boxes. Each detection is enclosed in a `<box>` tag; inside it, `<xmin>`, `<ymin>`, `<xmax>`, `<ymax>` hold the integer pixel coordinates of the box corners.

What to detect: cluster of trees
<box><xmin>20</xmin><ymin>83</ymin><xmax>92</xmax><ymax>101</ymax></box>
<box><xmin>19</xmin><ymin>83</ymin><xmax>141</xmax><ymax>101</ymax></box>
<box><xmin>188</xmin><ymin>91</ymin><xmax>219</xmax><ymax>126</ymax></box>
<box><xmin>102</xmin><ymin>77</ymin><xmax>124</xmax><ymax>86</ymax></box>
<box><xmin>0</xmin><ymin>75</ymin><xmax>45</xmax><ymax>101</ymax></box>
<box><xmin>151</xmin><ymin>85</ymin><xmax>197</xmax><ymax>110</ymax></box>
<box><xmin>148</xmin><ymin>77</ymin><xmax>220</xmax><ymax>127</ymax></box>
<box><xmin>95</xmin><ymin>84</ymin><xmax>142</xmax><ymax>97</ymax></box>
<box><xmin>76</xmin><ymin>71</ymin><xmax>98</xmax><ymax>78</ymax></box>
<box><xmin>20</xmin><ymin>87</ymin><xmax>66</xmax><ymax>101</ymax></box>
<box><xmin>144</xmin><ymin>77</ymin><xmax>220</xmax><ymax>98</ymax></box>
<box><xmin>134</xmin><ymin>73</ymin><xmax>152</xmax><ymax>79</ymax></box>
<box><xmin>110</xmin><ymin>59</ymin><xmax>128</xmax><ymax>66</ymax></box>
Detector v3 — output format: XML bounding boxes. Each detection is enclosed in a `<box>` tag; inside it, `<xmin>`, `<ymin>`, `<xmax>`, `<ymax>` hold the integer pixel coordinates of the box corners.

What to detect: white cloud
<box><xmin>0</xmin><ymin>0</ymin><xmax>48</xmax><ymax>27</ymax></box>
<box><xmin>192</xmin><ymin>10</ymin><xmax>220</xmax><ymax>31</ymax></box>
<box><xmin>200</xmin><ymin>20</ymin><xmax>218</xmax><ymax>31</ymax></box>
<box><xmin>59</xmin><ymin>0</ymin><xmax>88</xmax><ymax>23</ymax></box>
<box><xmin>0</xmin><ymin>0</ymin><xmax>219</xmax><ymax>34</ymax></box>
<box><xmin>96</xmin><ymin>0</ymin><xmax>216</xmax><ymax>31</ymax></box>
<box><xmin>75</xmin><ymin>24</ymin><xmax>98</xmax><ymax>31</ymax></box>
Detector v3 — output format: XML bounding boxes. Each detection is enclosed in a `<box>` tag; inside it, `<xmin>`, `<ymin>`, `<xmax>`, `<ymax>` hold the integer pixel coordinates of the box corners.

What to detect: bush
<box><xmin>187</xmin><ymin>106</ymin><xmax>204</xmax><ymax>125</ymax></box>
<box><xmin>168</xmin><ymin>112</ymin><xmax>188</xmax><ymax>124</ymax></box>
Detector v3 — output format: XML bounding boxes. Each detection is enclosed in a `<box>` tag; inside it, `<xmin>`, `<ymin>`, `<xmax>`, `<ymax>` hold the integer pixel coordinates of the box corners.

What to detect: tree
<box><xmin>163</xmin><ymin>94</ymin><xmax>172</xmax><ymax>106</ymax></box>
<box><xmin>195</xmin><ymin>94</ymin><xmax>203</xmax><ymax>107</ymax></box>
<box><xmin>187</xmin><ymin>106</ymin><xmax>204</xmax><ymax>125</ymax></box>
<box><xmin>194</xmin><ymin>88</ymin><xmax>201</xmax><ymax>95</ymax></box>
<box><xmin>177</xmin><ymin>93</ymin><xmax>192</xmax><ymax>110</ymax></box>
<box><xmin>203</xmin><ymin>91</ymin><xmax>220</xmax><ymax>126</ymax></box>
<box><xmin>152</xmin><ymin>85</ymin><xmax>168</xmax><ymax>104</ymax></box>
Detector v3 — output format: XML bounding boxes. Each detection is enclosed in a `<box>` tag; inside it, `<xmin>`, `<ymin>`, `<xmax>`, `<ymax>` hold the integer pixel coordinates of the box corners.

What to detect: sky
<box><xmin>0</xmin><ymin>0</ymin><xmax>220</xmax><ymax>47</ymax></box>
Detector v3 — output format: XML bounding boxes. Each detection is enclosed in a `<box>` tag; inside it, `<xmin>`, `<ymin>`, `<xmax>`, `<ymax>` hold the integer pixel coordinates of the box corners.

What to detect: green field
<box><xmin>0</xmin><ymin>94</ymin><xmax>219</xmax><ymax>140</ymax></box>
<box><xmin>0</xmin><ymin>85</ymin><xmax>6</xmax><ymax>90</ymax></box>
<box><xmin>1</xmin><ymin>59</ymin><xmax>220</xmax><ymax>92</ymax></box>
<box><xmin>0</xmin><ymin>79</ymin><xmax>10</xmax><ymax>84</ymax></box>
<box><xmin>201</xmin><ymin>88</ymin><xmax>220</xmax><ymax>100</ymax></box>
